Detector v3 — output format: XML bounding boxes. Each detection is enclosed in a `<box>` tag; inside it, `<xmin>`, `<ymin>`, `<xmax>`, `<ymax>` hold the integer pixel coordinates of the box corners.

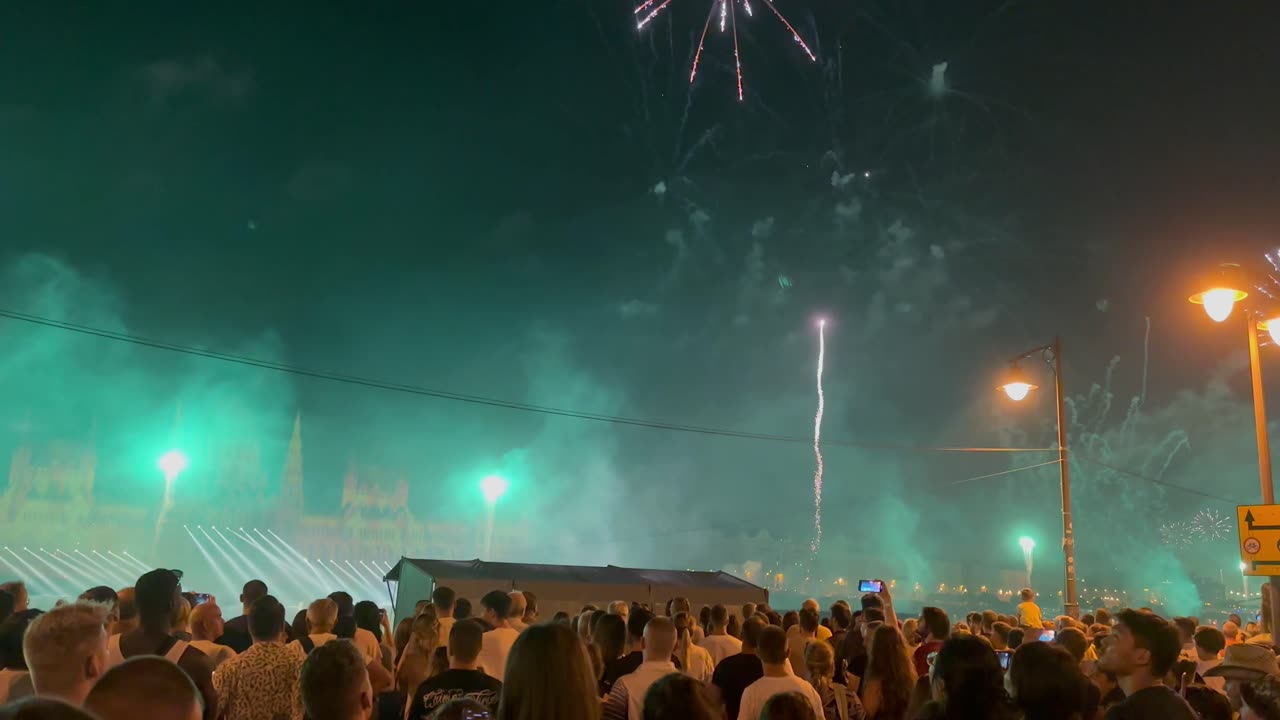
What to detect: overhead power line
<box><xmin>0</xmin><ymin>307</ymin><xmax>1054</xmax><ymax>454</ymax></box>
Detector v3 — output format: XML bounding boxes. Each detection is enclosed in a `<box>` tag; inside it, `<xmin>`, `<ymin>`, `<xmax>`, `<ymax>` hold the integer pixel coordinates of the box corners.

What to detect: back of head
<box><xmin>981</xmin><ymin>610</ymin><xmax>997</xmax><ymax>628</ymax></box>
<box><xmin>79</xmin><ymin>586</ymin><xmax>118</xmax><ymax>615</ymax></box>
<box><xmin>1243</xmin><ymin>676</ymin><xmax>1280</xmax><ymax>720</ymax></box>
<box><xmin>1194</xmin><ymin>626</ymin><xmax>1226</xmax><ymax>657</ymax></box>
<box><xmin>860</xmin><ymin>593</ymin><xmax>884</xmax><ymax>611</ymax></box>
<box><xmin>782</xmin><ymin>611</ymin><xmax>799</xmax><ymax>631</ymax></box>
<box><xmin>711</xmin><ymin>604</ymin><xmax>729</xmax><ymax>628</ymax></box>
<box><xmin>670</xmin><ymin>597</ymin><xmax>691</xmax><ymax>616</ymax></box>
<box><xmin>741</xmin><ymin>616</ymin><xmax>767</xmax><ymax>650</ymax></box>
<box><xmin>1116</xmin><ymin>609</ymin><xmax>1182</xmax><ymax>678</ymax></box>
<box><xmin>1010</xmin><ymin>641</ymin><xmax>1086</xmax><ymax>720</ymax></box>
<box><xmin>830</xmin><ymin>603</ymin><xmax>852</xmax><ymax>631</ymax></box>
<box><xmin>454</xmin><ymin>598</ymin><xmax>472</xmax><ymax>620</ymax></box>
<box><xmin>300</xmin><ymin>637</ymin><xmax>371</xmax><ymax>720</ymax></box>
<box><xmin>628</xmin><ymin>607</ymin><xmax>655</xmax><ymax>642</ymax></box>
<box><xmin>328</xmin><ymin>591</ymin><xmax>354</xmax><ymax>618</ymax></box>
<box><xmin>644</xmin><ymin>616</ymin><xmax>678</xmax><ymax>660</ymax></box>
<box><xmin>758</xmin><ymin>625</ymin><xmax>789</xmax><ymax>665</ymax></box>
<box><xmin>354</xmin><ymin>601</ymin><xmax>382</xmax><ymax>638</ymax></box>
<box><xmin>933</xmin><ymin>635</ymin><xmax>1007</xmax><ymax>719</ymax></box>
<box><xmin>432</xmin><ymin>586</ymin><xmax>457</xmax><ymax>613</ymax></box>
<box><xmin>308</xmin><ymin>598</ymin><xmax>340</xmax><ymax>633</ymax></box>
<box><xmin>0</xmin><ymin>590</ymin><xmax>13</xmax><ymax>624</ymax></box>
<box><xmin>761</xmin><ymin>691</ymin><xmax>817</xmax><ymax>720</ymax></box>
<box><xmin>798</xmin><ymin>608</ymin><xmax>819</xmax><ymax>635</ymax></box>
<box><xmin>1019</xmin><ymin>588</ymin><xmax>1034</xmax><ymax>602</ymax></box>
<box><xmin>0</xmin><ymin>583</ymin><xmax>25</xmax><ymax>610</ymax></box>
<box><xmin>507</xmin><ymin>591</ymin><xmax>527</xmax><ymax>619</ymax></box>
<box><xmin>1095</xmin><ymin>608</ymin><xmax>1111</xmax><ymax>625</ymax></box>
<box><xmin>248</xmin><ymin>595</ymin><xmax>285</xmax><ymax>642</ymax></box>
<box><xmin>805</xmin><ymin>638</ymin><xmax>835</xmax><ymax>683</ymax></box>
<box><xmin>743</xmin><ymin>603</ymin><xmax>757</xmax><ymax>619</ymax></box>
<box><xmin>242</xmin><ymin>580</ymin><xmax>269</xmax><ymax>606</ymax></box>
<box><xmin>607</xmin><ymin>600</ymin><xmax>629</xmax><ymax>618</ymax></box>
<box><xmin>921</xmin><ymin>607</ymin><xmax>950</xmax><ymax>640</ymax></box>
<box><xmin>497</xmin><ymin>623</ymin><xmax>598</xmax><ymax>720</ymax></box>
<box><xmin>521</xmin><ymin>591</ymin><xmax>537</xmax><ymax>618</ymax></box>
<box><xmin>642</xmin><ymin>672</ymin><xmax>718</xmax><ymax>720</ymax></box>
<box><xmin>1055</xmin><ymin>627</ymin><xmax>1089</xmax><ymax>664</ymax></box>
<box><xmin>135</xmin><ymin>569</ymin><xmax>181</xmax><ymax>623</ymax></box>
<box><xmin>448</xmin><ymin>618</ymin><xmax>486</xmax><ymax>664</ymax></box>
<box><xmin>0</xmin><ymin>697</ymin><xmax>98</xmax><ymax>720</ymax></box>
<box><xmin>23</xmin><ymin>602</ymin><xmax>108</xmax><ymax>694</ymax></box>
<box><xmin>1173</xmin><ymin>617</ymin><xmax>1196</xmax><ymax>641</ymax></box>
<box><xmin>85</xmin><ymin>656</ymin><xmax>200</xmax><ymax>720</ymax></box>
<box><xmin>480</xmin><ymin>590</ymin><xmax>512</xmax><ymax>620</ymax></box>
<box><xmin>0</xmin><ymin>609</ymin><xmax>42</xmax><ymax>670</ymax></box>
<box><xmin>594</xmin><ymin>613</ymin><xmax>627</xmax><ymax>662</ymax></box>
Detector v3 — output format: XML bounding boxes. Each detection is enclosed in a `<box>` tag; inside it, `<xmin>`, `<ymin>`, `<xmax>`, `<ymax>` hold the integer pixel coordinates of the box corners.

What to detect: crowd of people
<box><xmin>4</xmin><ymin>574</ymin><xmax>1280</xmax><ymax>720</ymax></box>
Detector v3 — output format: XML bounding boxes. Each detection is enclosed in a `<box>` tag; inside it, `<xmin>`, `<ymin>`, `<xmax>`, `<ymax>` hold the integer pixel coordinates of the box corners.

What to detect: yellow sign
<box><xmin>1238</xmin><ymin>505</ymin><xmax>1280</xmax><ymax>576</ymax></box>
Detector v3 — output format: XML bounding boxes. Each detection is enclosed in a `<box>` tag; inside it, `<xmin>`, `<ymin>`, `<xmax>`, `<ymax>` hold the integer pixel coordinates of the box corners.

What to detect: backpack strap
<box><xmin>299</xmin><ymin>636</ymin><xmax>315</xmax><ymax>655</ymax></box>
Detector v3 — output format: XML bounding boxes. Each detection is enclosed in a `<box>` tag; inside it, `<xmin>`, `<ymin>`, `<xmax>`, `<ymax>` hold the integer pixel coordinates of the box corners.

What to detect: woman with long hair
<box><xmin>498</xmin><ymin>623</ymin><xmax>600</xmax><ymax>720</ymax></box>
<box><xmin>592</xmin><ymin>613</ymin><xmax>627</xmax><ymax>694</ymax></box>
<box><xmin>763</xmin><ymin>692</ymin><xmax>823</xmax><ymax>720</ymax></box>
<box><xmin>805</xmin><ymin>641</ymin><xmax>865</xmax><ymax>720</ymax></box>
<box><xmin>919</xmin><ymin>635</ymin><xmax>1014</xmax><ymax>720</ymax></box>
<box><xmin>355</xmin><ymin>600</ymin><xmax>394</xmax><ymax>673</ymax></box>
<box><xmin>643</xmin><ymin>673</ymin><xmax>719</xmax><ymax>720</ymax></box>
<box><xmin>861</xmin><ymin>624</ymin><xmax>916</xmax><ymax>720</ymax></box>
<box><xmin>672</xmin><ymin>612</ymin><xmax>714</xmax><ymax>683</ymax></box>
<box><xmin>1008</xmin><ymin>641</ymin><xmax>1088</xmax><ymax>720</ymax></box>
<box><xmin>396</xmin><ymin>608</ymin><xmax>440</xmax><ymax>698</ymax></box>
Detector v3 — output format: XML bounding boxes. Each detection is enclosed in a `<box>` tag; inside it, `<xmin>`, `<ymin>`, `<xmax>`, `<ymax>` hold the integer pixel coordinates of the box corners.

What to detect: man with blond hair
<box><xmin>607</xmin><ymin>601</ymin><xmax>630</xmax><ymax>620</ymax></box>
<box><xmin>23</xmin><ymin>601</ymin><xmax>110</xmax><ymax>706</ymax></box>
<box><xmin>289</xmin><ymin>598</ymin><xmax>340</xmax><ymax>657</ymax></box>
<box><xmin>188</xmin><ymin>602</ymin><xmax>236</xmax><ymax>668</ymax></box>
<box><xmin>507</xmin><ymin>591</ymin><xmax>528</xmax><ymax>632</ymax></box>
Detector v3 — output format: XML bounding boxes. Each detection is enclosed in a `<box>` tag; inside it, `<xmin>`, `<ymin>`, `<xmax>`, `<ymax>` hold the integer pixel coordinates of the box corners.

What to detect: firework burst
<box><xmin>1191</xmin><ymin>508</ymin><xmax>1232</xmax><ymax>541</ymax></box>
<box><xmin>811</xmin><ymin>318</ymin><xmax>825</xmax><ymax>554</ymax></box>
<box><xmin>1160</xmin><ymin>521</ymin><xmax>1193</xmax><ymax>548</ymax></box>
<box><xmin>634</xmin><ymin>0</ymin><xmax>816</xmax><ymax>101</ymax></box>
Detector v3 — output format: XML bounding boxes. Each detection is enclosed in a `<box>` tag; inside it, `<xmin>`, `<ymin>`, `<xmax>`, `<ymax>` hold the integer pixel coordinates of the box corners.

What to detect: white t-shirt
<box><xmin>437</xmin><ymin>616</ymin><xmax>456</xmax><ymax>641</ymax></box>
<box><xmin>699</xmin><ymin>634</ymin><xmax>743</xmax><ymax>667</ymax></box>
<box><xmin>607</xmin><ymin>660</ymin><xmax>679</xmax><ymax>720</ymax></box>
<box><xmin>737</xmin><ymin>673</ymin><xmax>825</xmax><ymax>720</ymax></box>
<box><xmin>287</xmin><ymin>633</ymin><xmax>337</xmax><ymax>659</ymax></box>
<box><xmin>353</xmin><ymin>628</ymin><xmax>381</xmax><ymax>665</ymax></box>
<box><xmin>682</xmin><ymin>644</ymin><xmax>716</xmax><ymax>683</ymax></box>
<box><xmin>190</xmin><ymin>639</ymin><xmax>238</xmax><ymax>667</ymax></box>
<box><xmin>478</xmin><ymin>627</ymin><xmax>520</xmax><ymax>682</ymax></box>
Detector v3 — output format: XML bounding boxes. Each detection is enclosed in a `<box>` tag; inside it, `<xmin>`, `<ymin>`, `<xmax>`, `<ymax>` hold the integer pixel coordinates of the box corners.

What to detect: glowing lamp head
<box><xmin>1242</xmin><ymin>561</ymin><xmax>1249</xmax><ymax>571</ymax></box>
<box><xmin>1262</xmin><ymin>318</ymin><xmax>1280</xmax><ymax>345</ymax></box>
<box><xmin>157</xmin><ymin>450</ymin><xmax>189</xmax><ymax>479</ymax></box>
<box><xmin>1018</xmin><ymin>536</ymin><xmax>1036</xmax><ymax>553</ymax></box>
<box><xmin>999</xmin><ymin>364</ymin><xmax>1038</xmax><ymax>402</ymax></box>
<box><xmin>1189</xmin><ymin>286</ymin><xmax>1247</xmax><ymax>323</ymax></box>
<box><xmin>480</xmin><ymin>475</ymin><xmax>509</xmax><ymax>503</ymax></box>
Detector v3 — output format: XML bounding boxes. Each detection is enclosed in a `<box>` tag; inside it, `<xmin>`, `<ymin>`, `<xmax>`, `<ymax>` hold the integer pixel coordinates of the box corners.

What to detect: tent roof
<box><xmin>385</xmin><ymin>558</ymin><xmax>760</xmax><ymax>592</ymax></box>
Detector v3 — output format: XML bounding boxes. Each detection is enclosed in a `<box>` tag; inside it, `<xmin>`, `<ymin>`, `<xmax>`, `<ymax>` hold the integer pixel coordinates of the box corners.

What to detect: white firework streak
<box><xmin>811</xmin><ymin>320</ymin><xmax>826</xmax><ymax>553</ymax></box>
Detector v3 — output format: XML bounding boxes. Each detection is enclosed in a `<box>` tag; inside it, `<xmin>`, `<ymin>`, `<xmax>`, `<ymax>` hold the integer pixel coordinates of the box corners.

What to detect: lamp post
<box><xmin>1242</xmin><ymin>561</ymin><xmax>1250</xmax><ymax>599</ymax></box>
<box><xmin>480</xmin><ymin>475</ymin><xmax>508</xmax><ymax>560</ymax></box>
<box><xmin>998</xmin><ymin>337</ymin><xmax>1078</xmax><ymax>618</ymax></box>
<box><xmin>1189</xmin><ymin>263</ymin><xmax>1280</xmax><ymax>635</ymax></box>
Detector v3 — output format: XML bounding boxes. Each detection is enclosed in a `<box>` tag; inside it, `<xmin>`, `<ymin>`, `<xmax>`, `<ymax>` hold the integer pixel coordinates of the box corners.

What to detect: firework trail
<box><xmin>635</xmin><ymin>0</ymin><xmax>816</xmax><ymax>100</ymax></box>
<box><xmin>811</xmin><ymin>319</ymin><xmax>826</xmax><ymax>553</ymax></box>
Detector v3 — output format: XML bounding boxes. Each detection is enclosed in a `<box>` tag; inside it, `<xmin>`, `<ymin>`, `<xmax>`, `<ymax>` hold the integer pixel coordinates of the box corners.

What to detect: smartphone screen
<box><xmin>858</xmin><ymin>580</ymin><xmax>883</xmax><ymax>593</ymax></box>
<box><xmin>1040</xmin><ymin>630</ymin><xmax>1055</xmax><ymax>642</ymax></box>
<box><xmin>193</xmin><ymin>593</ymin><xmax>211</xmax><ymax>605</ymax></box>
<box><xmin>997</xmin><ymin>650</ymin><xmax>1012</xmax><ymax>670</ymax></box>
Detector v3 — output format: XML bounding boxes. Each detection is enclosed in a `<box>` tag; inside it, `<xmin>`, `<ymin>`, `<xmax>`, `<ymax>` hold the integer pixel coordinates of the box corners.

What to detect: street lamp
<box><xmin>997</xmin><ymin>337</ymin><xmax>1078</xmax><ymax>618</ymax></box>
<box><xmin>157</xmin><ymin>450</ymin><xmax>189</xmax><ymax>483</ymax></box>
<box><xmin>1190</xmin><ymin>262</ymin><xmax>1280</xmax><ymax>635</ymax></box>
<box><xmin>1242</xmin><ymin>561</ymin><xmax>1250</xmax><ymax>598</ymax></box>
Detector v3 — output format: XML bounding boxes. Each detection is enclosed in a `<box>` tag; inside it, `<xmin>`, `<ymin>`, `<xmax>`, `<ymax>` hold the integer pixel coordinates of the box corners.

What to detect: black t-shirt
<box><xmin>406</xmin><ymin>669</ymin><xmax>502</xmax><ymax>720</ymax></box>
<box><xmin>712</xmin><ymin>653</ymin><xmax>764</xmax><ymax>720</ymax></box>
<box><xmin>216</xmin><ymin>615</ymin><xmax>252</xmax><ymax>654</ymax></box>
<box><xmin>1103</xmin><ymin>686</ymin><xmax>1197</xmax><ymax>720</ymax></box>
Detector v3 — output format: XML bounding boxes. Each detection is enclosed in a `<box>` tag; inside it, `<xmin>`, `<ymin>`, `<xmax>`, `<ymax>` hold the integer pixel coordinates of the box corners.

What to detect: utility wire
<box><xmin>0</xmin><ymin>307</ymin><xmax>1055</xmax><ymax>454</ymax></box>
<box><xmin>948</xmin><ymin>459</ymin><xmax>1061</xmax><ymax>485</ymax></box>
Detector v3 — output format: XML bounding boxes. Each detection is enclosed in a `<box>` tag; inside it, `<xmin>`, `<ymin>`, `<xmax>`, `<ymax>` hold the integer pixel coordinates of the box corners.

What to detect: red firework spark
<box><xmin>634</xmin><ymin>0</ymin><xmax>816</xmax><ymax>101</ymax></box>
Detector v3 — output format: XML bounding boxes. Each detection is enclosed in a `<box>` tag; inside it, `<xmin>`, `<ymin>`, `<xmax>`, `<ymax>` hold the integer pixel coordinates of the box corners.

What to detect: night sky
<box><xmin>2</xmin><ymin>1</ymin><xmax>1280</xmax><ymax>604</ymax></box>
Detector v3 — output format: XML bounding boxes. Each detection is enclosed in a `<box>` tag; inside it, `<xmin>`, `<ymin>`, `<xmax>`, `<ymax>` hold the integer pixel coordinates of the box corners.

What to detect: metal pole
<box><xmin>1054</xmin><ymin>336</ymin><xmax>1079</xmax><ymax>619</ymax></box>
<box><xmin>1245</xmin><ymin>315</ymin><xmax>1280</xmax><ymax>637</ymax></box>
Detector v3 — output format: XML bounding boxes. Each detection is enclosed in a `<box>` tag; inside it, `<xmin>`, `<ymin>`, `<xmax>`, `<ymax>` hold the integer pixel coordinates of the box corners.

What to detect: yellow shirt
<box><xmin>1017</xmin><ymin>601</ymin><xmax>1043</xmax><ymax>629</ymax></box>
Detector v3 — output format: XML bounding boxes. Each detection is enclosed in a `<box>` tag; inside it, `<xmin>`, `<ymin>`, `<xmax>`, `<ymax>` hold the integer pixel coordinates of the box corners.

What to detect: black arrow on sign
<box><xmin>1245</xmin><ymin>511</ymin><xmax>1280</xmax><ymax>531</ymax></box>
<box><xmin>1254</xmin><ymin>561</ymin><xmax>1280</xmax><ymax>571</ymax></box>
